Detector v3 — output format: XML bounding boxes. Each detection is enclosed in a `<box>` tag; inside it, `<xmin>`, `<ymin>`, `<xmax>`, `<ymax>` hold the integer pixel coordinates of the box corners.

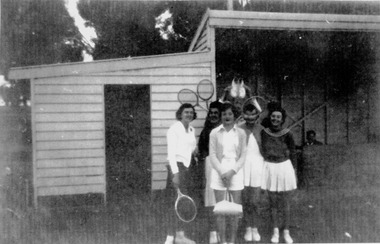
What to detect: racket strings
<box><xmin>197</xmin><ymin>80</ymin><xmax>214</xmax><ymax>101</ymax></box>
<box><xmin>242</xmin><ymin>96</ymin><xmax>267</xmax><ymax>113</ymax></box>
<box><xmin>178</xmin><ymin>89</ymin><xmax>199</xmax><ymax>106</ymax></box>
<box><xmin>176</xmin><ymin>196</ymin><xmax>197</xmax><ymax>222</ymax></box>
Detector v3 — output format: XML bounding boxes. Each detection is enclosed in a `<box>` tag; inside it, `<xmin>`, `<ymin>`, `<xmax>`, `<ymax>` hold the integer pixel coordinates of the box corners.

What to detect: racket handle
<box><xmin>177</xmin><ymin>188</ymin><xmax>184</xmax><ymax>197</ymax></box>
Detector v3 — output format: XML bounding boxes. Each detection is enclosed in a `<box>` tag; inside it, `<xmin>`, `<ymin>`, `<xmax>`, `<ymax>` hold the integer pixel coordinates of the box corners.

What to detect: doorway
<box><xmin>104</xmin><ymin>85</ymin><xmax>151</xmax><ymax>203</ymax></box>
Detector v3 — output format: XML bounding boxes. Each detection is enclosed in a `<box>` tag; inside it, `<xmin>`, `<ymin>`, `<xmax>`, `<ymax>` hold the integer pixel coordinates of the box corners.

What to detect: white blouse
<box><xmin>166</xmin><ymin>121</ymin><xmax>196</xmax><ymax>174</ymax></box>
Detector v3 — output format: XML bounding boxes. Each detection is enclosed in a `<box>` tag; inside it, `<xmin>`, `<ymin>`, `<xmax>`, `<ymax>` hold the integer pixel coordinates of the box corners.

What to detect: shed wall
<box><xmin>32</xmin><ymin>61</ymin><xmax>212</xmax><ymax>202</ymax></box>
<box><xmin>192</xmin><ymin>25</ymin><xmax>209</xmax><ymax>52</ymax></box>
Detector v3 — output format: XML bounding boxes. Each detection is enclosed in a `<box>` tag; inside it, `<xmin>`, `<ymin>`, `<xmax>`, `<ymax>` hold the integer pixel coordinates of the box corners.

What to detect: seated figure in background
<box><xmin>303</xmin><ymin>130</ymin><xmax>323</xmax><ymax>147</ymax></box>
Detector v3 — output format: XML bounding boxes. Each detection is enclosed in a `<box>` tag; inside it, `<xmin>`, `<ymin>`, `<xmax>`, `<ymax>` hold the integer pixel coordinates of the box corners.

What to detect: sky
<box><xmin>63</xmin><ymin>0</ymin><xmax>176</xmax><ymax>60</ymax></box>
<box><xmin>64</xmin><ymin>0</ymin><xmax>98</xmax><ymax>62</ymax></box>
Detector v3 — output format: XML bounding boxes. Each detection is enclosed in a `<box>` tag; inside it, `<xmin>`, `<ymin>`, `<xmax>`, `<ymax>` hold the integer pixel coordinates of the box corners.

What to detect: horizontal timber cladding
<box><xmin>37</xmin><ymin>158</ymin><xmax>104</xmax><ymax>168</ymax></box>
<box><xmin>36</xmin><ymin>140</ymin><xmax>104</xmax><ymax>150</ymax></box>
<box><xmin>152</xmin><ymin>180</ymin><xmax>167</xmax><ymax>190</ymax></box>
<box><xmin>35</xmin><ymin>104</ymin><xmax>103</xmax><ymax>113</ymax></box>
<box><xmin>35</xmin><ymin>84</ymin><xmax>103</xmax><ymax>94</ymax></box>
<box><xmin>36</xmin><ymin>122</ymin><xmax>103</xmax><ymax>131</ymax></box>
<box><xmin>36</xmin><ymin>149</ymin><xmax>104</xmax><ymax>160</ymax></box>
<box><xmin>33</xmin><ymin>77</ymin><xmax>106</xmax><ymax>200</ymax></box>
<box><xmin>31</xmin><ymin>56</ymin><xmax>213</xmax><ymax>197</ymax></box>
<box><xmin>37</xmin><ymin>175</ymin><xmax>104</xmax><ymax>188</ymax></box>
<box><xmin>37</xmin><ymin>184</ymin><xmax>105</xmax><ymax>196</ymax></box>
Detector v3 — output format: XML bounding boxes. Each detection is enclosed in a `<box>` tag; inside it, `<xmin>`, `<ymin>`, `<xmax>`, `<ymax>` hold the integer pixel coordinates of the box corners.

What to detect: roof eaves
<box><xmin>8</xmin><ymin>51</ymin><xmax>212</xmax><ymax>80</ymax></box>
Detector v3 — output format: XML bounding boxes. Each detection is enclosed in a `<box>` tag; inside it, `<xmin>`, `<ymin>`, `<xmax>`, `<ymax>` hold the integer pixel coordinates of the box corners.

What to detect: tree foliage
<box><xmin>77</xmin><ymin>0</ymin><xmax>224</xmax><ymax>60</ymax></box>
<box><xmin>1</xmin><ymin>0</ymin><xmax>84</xmax><ymax>78</ymax></box>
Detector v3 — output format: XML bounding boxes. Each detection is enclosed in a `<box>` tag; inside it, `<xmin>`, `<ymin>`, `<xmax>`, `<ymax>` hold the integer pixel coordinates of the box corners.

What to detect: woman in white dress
<box><xmin>209</xmin><ymin>102</ymin><xmax>247</xmax><ymax>244</ymax></box>
<box><xmin>239</xmin><ymin>103</ymin><xmax>265</xmax><ymax>242</ymax></box>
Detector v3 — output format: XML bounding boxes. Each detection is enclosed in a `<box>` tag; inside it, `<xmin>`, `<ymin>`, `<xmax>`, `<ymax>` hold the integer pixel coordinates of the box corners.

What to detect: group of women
<box><xmin>164</xmin><ymin>100</ymin><xmax>298</xmax><ymax>244</ymax></box>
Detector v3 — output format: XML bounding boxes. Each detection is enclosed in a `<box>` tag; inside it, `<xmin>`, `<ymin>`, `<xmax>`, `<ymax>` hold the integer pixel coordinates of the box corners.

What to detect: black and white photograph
<box><xmin>1</xmin><ymin>0</ymin><xmax>380</xmax><ymax>243</ymax></box>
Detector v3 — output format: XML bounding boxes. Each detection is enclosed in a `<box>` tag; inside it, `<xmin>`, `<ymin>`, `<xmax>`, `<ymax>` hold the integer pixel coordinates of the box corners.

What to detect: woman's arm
<box><xmin>166</xmin><ymin>126</ymin><xmax>179</xmax><ymax>174</ymax></box>
<box><xmin>232</xmin><ymin>129</ymin><xmax>247</xmax><ymax>173</ymax></box>
<box><xmin>209</xmin><ymin>130</ymin><xmax>223</xmax><ymax>175</ymax></box>
<box><xmin>197</xmin><ymin>128</ymin><xmax>209</xmax><ymax>160</ymax></box>
<box><xmin>286</xmin><ymin>131</ymin><xmax>297</xmax><ymax>167</ymax></box>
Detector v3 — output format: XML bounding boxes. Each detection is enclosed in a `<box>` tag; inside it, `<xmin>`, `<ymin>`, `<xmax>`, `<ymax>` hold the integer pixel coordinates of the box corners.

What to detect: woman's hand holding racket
<box><xmin>172</xmin><ymin>173</ymin><xmax>180</xmax><ymax>189</ymax></box>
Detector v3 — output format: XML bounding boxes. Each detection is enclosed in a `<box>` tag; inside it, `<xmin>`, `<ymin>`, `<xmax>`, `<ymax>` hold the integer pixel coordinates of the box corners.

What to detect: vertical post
<box><xmin>30</xmin><ymin>78</ymin><xmax>38</xmax><ymax>208</ymax></box>
<box><xmin>301</xmin><ymin>79</ymin><xmax>305</xmax><ymax>145</ymax></box>
<box><xmin>227</xmin><ymin>0</ymin><xmax>233</xmax><ymax>10</ymax></box>
<box><xmin>25</xmin><ymin>179</ymin><xmax>29</xmax><ymax>208</ymax></box>
<box><xmin>367</xmin><ymin>76</ymin><xmax>370</xmax><ymax>143</ymax></box>
<box><xmin>209</xmin><ymin>25</ymin><xmax>217</xmax><ymax>101</ymax></box>
<box><xmin>102</xmin><ymin>84</ymin><xmax>107</xmax><ymax>206</ymax></box>
<box><xmin>346</xmin><ymin>85</ymin><xmax>350</xmax><ymax>144</ymax></box>
<box><xmin>324</xmin><ymin>78</ymin><xmax>328</xmax><ymax>144</ymax></box>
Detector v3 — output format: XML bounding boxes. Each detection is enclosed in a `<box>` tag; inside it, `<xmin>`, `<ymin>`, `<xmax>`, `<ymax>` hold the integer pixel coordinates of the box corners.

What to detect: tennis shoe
<box><xmin>174</xmin><ymin>236</ymin><xmax>196</xmax><ymax>244</ymax></box>
<box><xmin>271</xmin><ymin>228</ymin><xmax>279</xmax><ymax>243</ymax></box>
<box><xmin>283</xmin><ymin>229</ymin><xmax>293</xmax><ymax>244</ymax></box>
<box><xmin>244</xmin><ymin>227</ymin><xmax>253</xmax><ymax>242</ymax></box>
<box><xmin>164</xmin><ymin>235</ymin><xmax>174</xmax><ymax>244</ymax></box>
<box><xmin>209</xmin><ymin>231</ymin><xmax>218</xmax><ymax>244</ymax></box>
<box><xmin>252</xmin><ymin>227</ymin><xmax>261</xmax><ymax>242</ymax></box>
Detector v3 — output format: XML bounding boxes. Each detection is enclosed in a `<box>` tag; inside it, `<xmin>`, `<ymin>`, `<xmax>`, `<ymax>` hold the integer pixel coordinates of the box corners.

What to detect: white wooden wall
<box><xmin>31</xmin><ymin>60</ymin><xmax>213</xmax><ymax>204</ymax></box>
<box><xmin>33</xmin><ymin>77</ymin><xmax>106</xmax><ymax>203</ymax></box>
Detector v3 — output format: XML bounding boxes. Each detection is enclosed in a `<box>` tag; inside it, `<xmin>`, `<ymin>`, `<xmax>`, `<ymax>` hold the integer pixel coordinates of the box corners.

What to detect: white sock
<box><xmin>165</xmin><ymin>235</ymin><xmax>174</xmax><ymax>244</ymax></box>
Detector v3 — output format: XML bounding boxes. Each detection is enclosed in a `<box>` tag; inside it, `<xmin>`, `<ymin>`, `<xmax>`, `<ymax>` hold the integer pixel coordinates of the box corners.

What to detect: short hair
<box><xmin>176</xmin><ymin>103</ymin><xmax>197</xmax><ymax>120</ymax></box>
<box><xmin>243</xmin><ymin>103</ymin><xmax>257</xmax><ymax>113</ymax></box>
<box><xmin>268</xmin><ymin>107</ymin><xmax>287</xmax><ymax>124</ymax></box>
<box><xmin>207</xmin><ymin>101</ymin><xmax>222</xmax><ymax>118</ymax></box>
<box><xmin>267</xmin><ymin>101</ymin><xmax>282</xmax><ymax>113</ymax></box>
<box><xmin>209</xmin><ymin>100</ymin><xmax>222</xmax><ymax>111</ymax></box>
<box><xmin>220</xmin><ymin>102</ymin><xmax>239</xmax><ymax>119</ymax></box>
<box><xmin>306</xmin><ymin>130</ymin><xmax>316</xmax><ymax>136</ymax></box>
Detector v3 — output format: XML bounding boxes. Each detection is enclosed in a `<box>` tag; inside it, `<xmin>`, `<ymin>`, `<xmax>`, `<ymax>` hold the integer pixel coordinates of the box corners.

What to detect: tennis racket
<box><xmin>196</xmin><ymin>79</ymin><xmax>214</xmax><ymax>109</ymax></box>
<box><xmin>242</xmin><ymin>96</ymin><xmax>267</xmax><ymax>114</ymax></box>
<box><xmin>175</xmin><ymin>188</ymin><xmax>197</xmax><ymax>223</ymax></box>
<box><xmin>178</xmin><ymin>88</ymin><xmax>208</xmax><ymax>111</ymax></box>
<box><xmin>178</xmin><ymin>79</ymin><xmax>215</xmax><ymax>111</ymax></box>
<box><xmin>236</xmin><ymin>96</ymin><xmax>267</xmax><ymax>123</ymax></box>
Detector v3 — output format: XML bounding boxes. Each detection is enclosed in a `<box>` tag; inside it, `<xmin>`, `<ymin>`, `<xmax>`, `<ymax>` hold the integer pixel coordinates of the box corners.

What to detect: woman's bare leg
<box><xmin>214</xmin><ymin>190</ymin><xmax>227</xmax><ymax>243</ymax></box>
<box><xmin>229</xmin><ymin>190</ymin><xmax>242</xmax><ymax>243</ymax></box>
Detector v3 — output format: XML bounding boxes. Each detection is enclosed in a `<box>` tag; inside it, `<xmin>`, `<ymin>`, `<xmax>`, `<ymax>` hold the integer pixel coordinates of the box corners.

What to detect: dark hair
<box><xmin>306</xmin><ymin>130</ymin><xmax>316</xmax><ymax>136</ymax></box>
<box><xmin>207</xmin><ymin>101</ymin><xmax>222</xmax><ymax>117</ymax></box>
<box><xmin>221</xmin><ymin>102</ymin><xmax>239</xmax><ymax>119</ymax></box>
<box><xmin>268</xmin><ymin>107</ymin><xmax>287</xmax><ymax>124</ymax></box>
<box><xmin>209</xmin><ymin>100</ymin><xmax>222</xmax><ymax>111</ymax></box>
<box><xmin>176</xmin><ymin>103</ymin><xmax>197</xmax><ymax>120</ymax></box>
<box><xmin>243</xmin><ymin>103</ymin><xmax>257</xmax><ymax>113</ymax></box>
<box><xmin>267</xmin><ymin>101</ymin><xmax>282</xmax><ymax>113</ymax></box>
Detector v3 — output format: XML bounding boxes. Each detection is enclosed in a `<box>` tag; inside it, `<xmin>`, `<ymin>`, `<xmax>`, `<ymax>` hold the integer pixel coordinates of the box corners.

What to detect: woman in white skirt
<box><xmin>260</xmin><ymin>106</ymin><xmax>297</xmax><ymax>244</ymax></box>
<box><xmin>239</xmin><ymin>103</ymin><xmax>265</xmax><ymax>242</ymax></box>
<box><xmin>196</xmin><ymin>101</ymin><xmax>222</xmax><ymax>244</ymax></box>
<box><xmin>209</xmin><ymin>102</ymin><xmax>247</xmax><ymax>244</ymax></box>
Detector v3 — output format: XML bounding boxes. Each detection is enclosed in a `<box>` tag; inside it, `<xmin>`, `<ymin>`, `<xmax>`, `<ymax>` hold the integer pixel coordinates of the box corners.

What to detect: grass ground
<box><xmin>1</xmin><ymin>186</ymin><xmax>379</xmax><ymax>244</ymax></box>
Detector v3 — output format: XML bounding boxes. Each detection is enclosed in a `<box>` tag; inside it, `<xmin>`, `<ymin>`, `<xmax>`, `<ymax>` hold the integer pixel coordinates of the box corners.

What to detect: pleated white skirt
<box><xmin>261</xmin><ymin>159</ymin><xmax>297</xmax><ymax>192</ymax></box>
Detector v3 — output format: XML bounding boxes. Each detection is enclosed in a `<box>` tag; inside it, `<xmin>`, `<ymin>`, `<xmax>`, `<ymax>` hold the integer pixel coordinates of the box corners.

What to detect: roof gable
<box><xmin>189</xmin><ymin>9</ymin><xmax>380</xmax><ymax>52</ymax></box>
